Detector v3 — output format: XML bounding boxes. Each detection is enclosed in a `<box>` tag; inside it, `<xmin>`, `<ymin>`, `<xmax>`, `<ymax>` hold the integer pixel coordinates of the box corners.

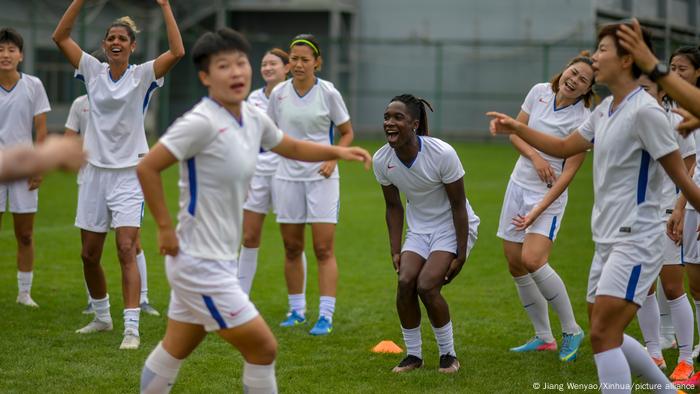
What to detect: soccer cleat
<box><xmin>650</xmin><ymin>355</ymin><xmax>667</xmax><ymax>370</ymax></box>
<box><xmin>309</xmin><ymin>316</ymin><xmax>333</xmax><ymax>336</ymax></box>
<box><xmin>560</xmin><ymin>331</ymin><xmax>584</xmax><ymax>362</ymax></box>
<box><xmin>119</xmin><ymin>328</ymin><xmax>140</xmax><ymax>350</ymax></box>
<box><xmin>82</xmin><ymin>302</ymin><xmax>94</xmax><ymax>315</ymax></box>
<box><xmin>438</xmin><ymin>354</ymin><xmax>460</xmax><ymax>374</ymax></box>
<box><xmin>391</xmin><ymin>355</ymin><xmax>423</xmax><ymax>373</ymax></box>
<box><xmin>279</xmin><ymin>310</ymin><xmax>306</xmax><ymax>327</ymax></box>
<box><xmin>509</xmin><ymin>337</ymin><xmax>557</xmax><ymax>352</ymax></box>
<box><xmin>140</xmin><ymin>302</ymin><xmax>160</xmax><ymax>317</ymax></box>
<box><xmin>675</xmin><ymin>371</ymin><xmax>700</xmax><ymax>388</ymax></box>
<box><xmin>75</xmin><ymin>318</ymin><xmax>113</xmax><ymax>334</ymax></box>
<box><xmin>670</xmin><ymin>360</ymin><xmax>694</xmax><ymax>381</ymax></box>
<box><xmin>660</xmin><ymin>334</ymin><xmax>677</xmax><ymax>350</ymax></box>
<box><xmin>16</xmin><ymin>293</ymin><xmax>39</xmax><ymax>308</ymax></box>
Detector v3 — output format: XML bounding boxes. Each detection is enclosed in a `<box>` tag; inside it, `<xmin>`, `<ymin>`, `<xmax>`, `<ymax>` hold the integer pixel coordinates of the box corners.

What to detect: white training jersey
<box><xmin>267</xmin><ymin>78</ymin><xmax>350</xmax><ymax>181</ymax></box>
<box><xmin>687</xmin><ymin>124</ymin><xmax>700</xmax><ymax>211</ymax></box>
<box><xmin>659</xmin><ymin>109</ymin><xmax>695</xmax><ymax>211</ymax></box>
<box><xmin>510</xmin><ymin>83</ymin><xmax>590</xmax><ymax>194</ymax></box>
<box><xmin>0</xmin><ymin>73</ymin><xmax>50</xmax><ymax>147</ymax></box>
<box><xmin>247</xmin><ymin>87</ymin><xmax>279</xmax><ymax>176</ymax></box>
<box><xmin>159</xmin><ymin>98</ymin><xmax>284</xmax><ymax>261</ymax></box>
<box><xmin>76</xmin><ymin>52</ymin><xmax>163</xmax><ymax>169</ymax></box>
<box><xmin>373</xmin><ymin>136</ymin><xmax>480</xmax><ymax>235</ymax></box>
<box><xmin>65</xmin><ymin>94</ymin><xmax>89</xmax><ymax>134</ymax></box>
<box><xmin>577</xmin><ymin>87</ymin><xmax>678</xmax><ymax>243</ymax></box>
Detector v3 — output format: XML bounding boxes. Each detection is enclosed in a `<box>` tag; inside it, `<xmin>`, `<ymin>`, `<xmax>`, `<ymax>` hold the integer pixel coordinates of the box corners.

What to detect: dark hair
<box><xmin>290</xmin><ymin>34</ymin><xmax>323</xmax><ymax>70</ymax></box>
<box><xmin>389</xmin><ymin>94</ymin><xmax>434</xmax><ymax>136</ymax></box>
<box><xmin>597</xmin><ymin>22</ymin><xmax>654</xmax><ymax>79</ymax></box>
<box><xmin>550</xmin><ymin>50</ymin><xmax>596</xmax><ymax>107</ymax></box>
<box><xmin>192</xmin><ymin>28</ymin><xmax>251</xmax><ymax>72</ymax></box>
<box><xmin>265</xmin><ymin>48</ymin><xmax>289</xmax><ymax>65</ymax></box>
<box><xmin>670</xmin><ymin>46</ymin><xmax>700</xmax><ymax>87</ymax></box>
<box><xmin>0</xmin><ymin>28</ymin><xmax>23</xmax><ymax>52</ymax></box>
<box><xmin>105</xmin><ymin>16</ymin><xmax>139</xmax><ymax>43</ymax></box>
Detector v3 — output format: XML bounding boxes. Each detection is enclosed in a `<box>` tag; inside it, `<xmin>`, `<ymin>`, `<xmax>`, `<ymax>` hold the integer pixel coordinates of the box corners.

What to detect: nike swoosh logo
<box><xmin>388</xmin><ymin>165</ymin><xmax>396</xmax><ymax>169</ymax></box>
<box><xmin>523</xmin><ymin>303</ymin><xmax>535</xmax><ymax>308</ymax></box>
<box><xmin>229</xmin><ymin>306</ymin><xmax>247</xmax><ymax>318</ymax></box>
<box><xmin>538</xmin><ymin>98</ymin><xmax>547</xmax><ymax>103</ymax></box>
<box><xmin>545</xmin><ymin>294</ymin><xmax>558</xmax><ymax>302</ymax></box>
<box><xmin>218</xmin><ymin>127</ymin><xmax>228</xmax><ymax>133</ymax></box>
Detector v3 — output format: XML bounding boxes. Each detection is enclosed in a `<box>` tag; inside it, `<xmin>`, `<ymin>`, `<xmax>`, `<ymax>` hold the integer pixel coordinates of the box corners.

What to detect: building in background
<box><xmin>3</xmin><ymin>0</ymin><xmax>700</xmax><ymax>138</ymax></box>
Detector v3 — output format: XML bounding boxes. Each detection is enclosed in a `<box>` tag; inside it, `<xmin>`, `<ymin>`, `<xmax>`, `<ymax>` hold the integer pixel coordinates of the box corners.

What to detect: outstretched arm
<box><xmin>443</xmin><ymin>177</ymin><xmax>469</xmax><ymax>284</ymax></box>
<box><xmin>52</xmin><ymin>0</ymin><xmax>86</xmax><ymax>68</ymax></box>
<box><xmin>0</xmin><ymin>135</ymin><xmax>85</xmax><ymax>182</ymax></box>
<box><xmin>381</xmin><ymin>184</ymin><xmax>404</xmax><ymax>273</ymax></box>
<box><xmin>153</xmin><ymin>0</ymin><xmax>185</xmax><ymax>79</ymax></box>
<box><xmin>319</xmin><ymin>121</ymin><xmax>354</xmax><ymax>178</ymax></box>
<box><xmin>270</xmin><ymin>133</ymin><xmax>371</xmax><ymax>168</ymax></box>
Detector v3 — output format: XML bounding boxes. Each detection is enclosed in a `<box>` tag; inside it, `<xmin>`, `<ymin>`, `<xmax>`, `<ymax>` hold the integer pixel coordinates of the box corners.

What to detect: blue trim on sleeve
<box><xmin>624</xmin><ymin>265</ymin><xmax>642</xmax><ymax>302</ymax></box>
<box><xmin>637</xmin><ymin>150</ymin><xmax>651</xmax><ymax>204</ymax></box>
<box><xmin>202</xmin><ymin>295</ymin><xmax>228</xmax><ymax>329</ymax></box>
<box><xmin>187</xmin><ymin>158</ymin><xmax>197</xmax><ymax>216</ymax></box>
<box><xmin>143</xmin><ymin>81</ymin><xmax>159</xmax><ymax>113</ymax></box>
<box><xmin>548</xmin><ymin>216</ymin><xmax>558</xmax><ymax>240</ymax></box>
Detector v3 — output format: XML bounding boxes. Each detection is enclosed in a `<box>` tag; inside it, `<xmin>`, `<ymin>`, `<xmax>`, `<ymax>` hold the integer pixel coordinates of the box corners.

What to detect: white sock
<box><xmin>92</xmin><ymin>295</ymin><xmax>112</xmax><ymax>323</ymax></box>
<box><xmin>432</xmin><ymin>321</ymin><xmax>456</xmax><ymax>357</ymax></box>
<box><xmin>136</xmin><ymin>251</ymin><xmax>149</xmax><ymax>304</ymax></box>
<box><xmin>301</xmin><ymin>252</ymin><xmax>307</xmax><ymax>294</ymax></box>
<box><xmin>669</xmin><ymin>294</ymin><xmax>695</xmax><ymax>363</ymax></box>
<box><xmin>531</xmin><ymin>264</ymin><xmax>581</xmax><ymax>335</ymax></box>
<box><xmin>124</xmin><ymin>308</ymin><xmax>141</xmax><ymax>334</ymax></box>
<box><xmin>594</xmin><ymin>347</ymin><xmax>631</xmax><ymax>393</ymax></box>
<box><xmin>513</xmin><ymin>274</ymin><xmax>554</xmax><ymax>342</ymax></box>
<box><xmin>141</xmin><ymin>342</ymin><xmax>182</xmax><ymax>394</ymax></box>
<box><xmin>694</xmin><ymin>300</ymin><xmax>700</xmax><ymax>343</ymax></box>
<box><xmin>401</xmin><ymin>325</ymin><xmax>422</xmax><ymax>359</ymax></box>
<box><xmin>84</xmin><ymin>280</ymin><xmax>92</xmax><ymax>304</ymax></box>
<box><xmin>242</xmin><ymin>362</ymin><xmax>277</xmax><ymax>394</ymax></box>
<box><xmin>238</xmin><ymin>246</ymin><xmax>259</xmax><ymax>295</ymax></box>
<box><xmin>288</xmin><ymin>294</ymin><xmax>306</xmax><ymax>316</ymax></box>
<box><xmin>17</xmin><ymin>271</ymin><xmax>33</xmax><ymax>294</ymax></box>
<box><xmin>656</xmin><ymin>282</ymin><xmax>674</xmax><ymax>337</ymax></box>
<box><xmin>621</xmin><ymin>334</ymin><xmax>675</xmax><ymax>393</ymax></box>
<box><xmin>636</xmin><ymin>293</ymin><xmax>662</xmax><ymax>358</ymax></box>
<box><xmin>319</xmin><ymin>296</ymin><xmax>335</xmax><ymax>322</ymax></box>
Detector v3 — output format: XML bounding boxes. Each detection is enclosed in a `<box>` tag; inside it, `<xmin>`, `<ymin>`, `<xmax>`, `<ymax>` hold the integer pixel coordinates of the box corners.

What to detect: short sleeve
<box><xmin>135</xmin><ymin>60</ymin><xmax>164</xmax><ymax>89</ymax></box>
<box><xmin>65</xmin><ymin>98</ymin><xmax>81</xmax><ymax>132</ymax></box>
<box><xmin>521</xmin><ymin>83</ymin><xmax>543</xmax><ymax>114</ymax></box>
<box><xmin>670</xmin><ymin>112</ymin><xmax>696</xmax><ymax>159</ymax></box>
<box><xmin>326</xmin><ymin>87</ymin><xmax>351</xmax><ymax>126</ymax></box>
<box><xmin>31</xmin><ymin>78</ymin><xmax>51</xmax><ymax>116</ymax></box>
<box><xmin>259</xmin><ymin>112</ymin><xmax>284</xmax><ymax>151</ymax></box>
<box><xmin>159</xmin><ymin>112</ymin><xmax>217</xmax><ymax>160</ymax></box>
<box><xmin>577</xmin><ymin>109</ymin><xmax>597</xmax><ymax>143</ymax></box>
<box><xmin>266</xmin><ymin>88</ymin><xmax>280</xmax><ymax>125</ymax></box>
<box><xmin>439</xmin><ymin>143</ymin><xmax>465</xmax><ymax>184</ymax></box>
<box><xmin>372</xmin><ymin>148</ymin><xmax>392</xmax><ymax>186</ymax></box>
<box><xmin>637</xmin><ymin>105</ymin><xmax>678</xmax><ymax>160</ymax></box>
<box><xmin>76</xmin><ymin>52</ymin><xmax>103</xmax><ymax>84</ymax></box>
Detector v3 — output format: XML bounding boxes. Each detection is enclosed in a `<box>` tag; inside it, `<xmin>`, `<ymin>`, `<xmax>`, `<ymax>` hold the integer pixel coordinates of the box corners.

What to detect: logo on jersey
<box><xmin>387</xmin><ymin>164</ymin><xmax>396</xmax><ymax>170</ymax></box>
<box><xmin>218</xmin><ymin>127</ymin><xmax>228</xmax><ymax>133</ymax></box>
<box><xmin>538</xmin><ymin>97</ymin><xmax>548</xmax><ymax>104</ymax></box>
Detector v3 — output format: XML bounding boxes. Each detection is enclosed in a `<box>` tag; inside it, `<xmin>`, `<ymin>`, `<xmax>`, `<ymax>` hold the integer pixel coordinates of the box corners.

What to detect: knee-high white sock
<box><xmin>288</xmin><ymin>294</ymin><xmax>306</xmax><ymax>316</ymax></box>
<box><xmin>238</xmin><ymin>246</ymin><xmax>259</xmax><ymax>295</ymax></box>
<box><xmin>636</xmin><ymin>293</ymin><xmax>662</xmax><ymax>358</ymax></box>
<box><xmin>513</xmin><ymin>274</ymin><xmax>554</xmax><ymax>342</ymax></box>
<box><xmin>124</xmin><ymin>308</ymin><xmax>140</xmax><ymax>334</ymax></box>
<box><xmin>621</xmin><ymin>334</ymin><xmax>675</xmax><ymax>393</ymax></box>
<box><xmin>17</xmin><ymin>271</ymin><xmax>33</xmax><ymax>294</ymax></box>
<box><xmin>401</xmin><ymin>325</ymin><xmax>422</xmax><ymax>359</ymax></box>
<box><xmin>136</xmin><ymin>251</ymin><xmax>148</xmax><ymax>304</ymax></box>
<box><xmin>668</xmin><ymin>294</ymin><xmax>695</xmax><ymax>363</ymax></box>
<box><xmin>242</xmin><ymin>362</ymin><xmax>277</xmax><ymax>394</ymax></box>
<box><xmin>141</xmin><ymin>342</ymin><xmax>182</xmax><ymax>394</ymax></box>
<box><xmin>319</xmin><ymin>296</ymin><xmax>335</xmax><ymax>322</ymax></box>
<box><xmin>656</xmin><ymin>282</ymin><xmax>674</xmax><ymax>337</ymax></box>
<box><xmin>432</xmin><ymin>321</ymin><xmax>456</xmax><ymax>357</ymax></box>
<box><xmin>594</xmin><ymin>347</ymin><xmax>631</xmax><ymax>393</ymax></box>
<box><xmin>531</xmin><ymin>263</ymin><xmax>581</xmax><ymax>335</ymax></box>
<box><xmin>301</xmin><ymin>252</ymin><xmax>307</xmax><ymax>294</ymax></box>
<box><xmin>92</xmin><ymin>295</ymin><xmax>112</xmax><ymax>323</ymax></box>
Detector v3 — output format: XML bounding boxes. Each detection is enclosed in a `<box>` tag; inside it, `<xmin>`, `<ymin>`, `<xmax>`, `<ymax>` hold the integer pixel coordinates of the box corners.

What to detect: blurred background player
<box><xmin>52</xmin><ymin>0</ymin><xmax>184</xmax><ymax>349</ymax></box>
<box><xmin>267</xmin><ymin>34</ymin><xmax>354</xmax><ymax>335</ymax></box>
<box><xmin>0</xmin><ymin>27</ymin><xmax>50</xmax><ymax>308</ymax></box>
<box><xmin>497</xmin><ymin>53</ymin><xmax>593</xmax><ymax>361</ymax></box>
<box><xmin>374</xmin><ymin>94</ymin><xmax>479</xmax><ymax>374</ymax></box>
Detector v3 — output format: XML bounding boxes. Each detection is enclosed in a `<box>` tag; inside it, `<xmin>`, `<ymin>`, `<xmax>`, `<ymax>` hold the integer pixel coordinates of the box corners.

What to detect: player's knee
<box><xmin>520</xmin><ymin>253</ymin><xmax>545</xmax><ymax>273</ymax></box>
<box><xmin>312</xmin><ymin>243</ymin><xmax>333</xmax><ymax>261</ymax></box>
<box><xmin>15</xmin><ymin>232</ymin><xmax>32</xmax><ymax>247</ymax></box>
<box><xmin>116</xmin><ymin>239</ymin><xmax>136</xmax><ymax>260</ymax></box>
<box><xmin>663</xmin><ymin>283</ymin><xmax>684</xmax><ymax>300</ymax></box>
<box><xmin>252</xmin><ymin>337</ymin><xmax>277</xmax><ymax>364</ymax></box>
<box><xmin>397</xmin><ymin>276</ymin><xmax>417</xmax><ymax>297</ymax></box>
<box><xmin>81</xmin><ymin>249</ymin><xmax>100</xmax><ymax>266</ymax></box>
<box><xmin>242</xmin><ymin>231</ymin><xmax>261</xmax><ymax>248</ymax></box>
<box><xmin>416</xmin><ymin>282</ymin><xmax>439</xmax><ymax>300</ymax></box>
<box><xmin>283</xmin><ymin>242</ymin><xmax>304</xmax><ymax>260</ymax></box>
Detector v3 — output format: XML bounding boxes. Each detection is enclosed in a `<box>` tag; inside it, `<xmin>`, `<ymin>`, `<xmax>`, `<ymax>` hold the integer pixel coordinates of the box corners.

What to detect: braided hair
<box><xmin>389</xmin><ymin>94</ymin><xmax>434</xmax><ymax>136</ymax></box>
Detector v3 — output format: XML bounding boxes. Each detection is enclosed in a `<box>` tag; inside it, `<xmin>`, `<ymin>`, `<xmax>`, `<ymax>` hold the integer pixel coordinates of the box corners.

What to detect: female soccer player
<box><xmin>374</xmin><ymin>94</ymin><xmax>479</xmax><ymax>373</ymax></box>
<box><xmin>0</xmin><ymin>27</ymin><xmax>50</xmax><ymax>308</ymax></box>
<box><xmin>489</xmin><ymin>22</ymin><xmax>700</xmax><ymax>393</ymax></box>
<box><xmin>238</xmin><ymin>48</ymin><xmax>292</xmax><ymax>295</ymax></box>
<box><xmin>53</xmin><ymin>0</ymin><xmax>184</xmax><ymax>349</ymax></box>
<box><xmin>137</xmin><ymin>28</ymin><xmax>370</xmax><ymax>394</ymax></box>
<box><xmin>497</xmin><ymin>54</ymin><xmax>593</xmax><ymax>361</ymax></box>
<box><xmin>267</xmin><ymin>34</ymin><xmax>353</xmax><ymax>335</ymax></box>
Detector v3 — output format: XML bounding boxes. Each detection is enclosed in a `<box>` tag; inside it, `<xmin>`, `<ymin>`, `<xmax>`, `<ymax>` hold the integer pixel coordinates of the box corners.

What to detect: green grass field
<box><xmin>0</xmin><ymin>141</ymin><xmax>688</xmax><ymax>393</ymax></box>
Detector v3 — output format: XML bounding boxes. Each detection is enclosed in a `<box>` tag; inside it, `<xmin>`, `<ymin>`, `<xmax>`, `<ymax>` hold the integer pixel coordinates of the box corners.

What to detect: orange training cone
<box><xmin>372</xmin><ymin>340</ymin><xmax>403</xmax><ymax>354</ymax></box>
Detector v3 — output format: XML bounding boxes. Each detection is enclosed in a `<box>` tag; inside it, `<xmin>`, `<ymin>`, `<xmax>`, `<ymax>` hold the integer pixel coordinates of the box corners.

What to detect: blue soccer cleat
<box><xmin>279</xmin><ymin>310</ymin><xmax>306</xmax><ymax>327</ymax></box>
<box><xmin>559</xmin><ymin>331</ymin><xmax>584</xmax><ymax>362</ymax></box>
<box><xmin>510</xmin><ymin>337</ymin><xmax>557</xmax><ymax>352</ymax></box>
<box><xmin>309</xmin><ymin>316</ymin><xmax>333</xmax><ymax>336</ymax></box>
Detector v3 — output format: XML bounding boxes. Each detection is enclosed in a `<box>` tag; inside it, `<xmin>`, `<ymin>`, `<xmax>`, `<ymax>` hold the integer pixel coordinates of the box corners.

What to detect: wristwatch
<box><xmin>648</xmin><ymin>62</ymin><xmax>669</xmax><ymax>82</ymax></box>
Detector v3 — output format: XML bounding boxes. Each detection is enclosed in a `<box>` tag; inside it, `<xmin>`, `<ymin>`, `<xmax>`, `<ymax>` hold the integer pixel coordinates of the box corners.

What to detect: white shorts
<box><xmin>496</xmin><ymin>180</ymin><xmax>566</xmax><ymax>243</ymax></box>
<box><xmin>273</xmin><ymin>178</ymin><xmax>339</xmax><ymax>224</ymax></box>
<box><xmin>166</xmin><ymin>251</ymin><xmax>259</xmax><ymax>332</ymax></box>
<box><xmin>682</xmin><ymin>209</ymin><xmax>700</xmax><ymax>264</ymax></box>
<box><xmin>75</xmin><ymin>164</ymin><xmax>144</xmax><ymax>232</ymax></box>
<box><xmin>586</xmin><ymin>233</ymin><xmax>664</xmax><ymax>306</ymax></box>
<box><xmin>0</xmin><ymin>179</ymin><xmax>38</xmax><ymax>213</ymax></box>
<box><xmin>661</xmin><ymin>212</ymin><xmax>682</xmax><ymax>265</ymax></box>
<box><xmin>402</xmin><ymin>224</ymin><xmax>479</xmax><ymax>260</ymax></box>
<box><xmin>243</xmin><ymin>174</ymin><xmax>274</xmax><ymax>214</ymax></box>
